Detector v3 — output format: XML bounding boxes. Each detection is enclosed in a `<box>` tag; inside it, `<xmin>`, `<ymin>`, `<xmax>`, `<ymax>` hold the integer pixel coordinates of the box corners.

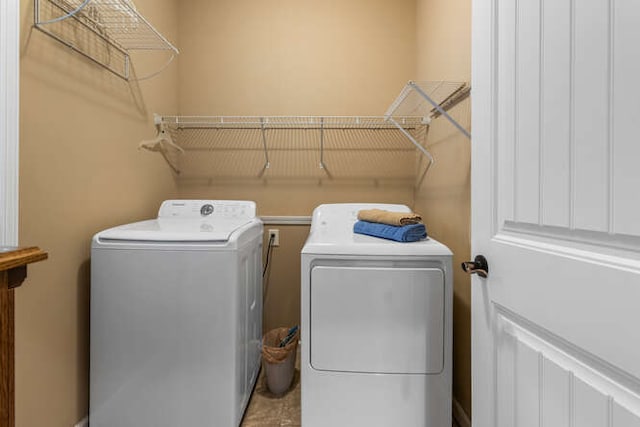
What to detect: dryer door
<box><xmin>310</xmin><ymin>266</ymin><xmax>444</xmax><ymax>374</ymax></box>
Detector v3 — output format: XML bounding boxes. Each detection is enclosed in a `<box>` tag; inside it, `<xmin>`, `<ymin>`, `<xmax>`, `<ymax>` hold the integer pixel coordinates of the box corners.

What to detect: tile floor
<box><xmin>240</xmin><ymin>350</ymin><xmax>460</xmax><ymax>427</ymax></box>
<box><xmin>241</xmin><ymin>353</ymin><xmax>301</xmax><ymax>427</ymax></box>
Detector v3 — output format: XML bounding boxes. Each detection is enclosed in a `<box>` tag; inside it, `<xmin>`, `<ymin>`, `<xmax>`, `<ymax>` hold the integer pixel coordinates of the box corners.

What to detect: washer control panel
<box><xmin>158</xmin><ymin>200</ymin><xmax>257</xmax><ymax>220</ymax></box>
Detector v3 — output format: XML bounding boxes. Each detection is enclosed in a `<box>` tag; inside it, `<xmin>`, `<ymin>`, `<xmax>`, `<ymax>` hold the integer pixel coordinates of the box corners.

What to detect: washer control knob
<box><xmin>200</xmin><ymin>204</ymin><xmax>214</xmax><ymax>216</ymax></box>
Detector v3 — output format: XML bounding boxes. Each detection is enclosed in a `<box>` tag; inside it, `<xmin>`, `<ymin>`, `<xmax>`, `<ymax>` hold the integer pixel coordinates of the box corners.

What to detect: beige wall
<box><xmin>261</xmin><ymin>225</ymin><xmax>309</xmax><ymax>333</ymax></box>
<box><xmin>17</xmin><ymin>1</ymin><xmax>179</xmax><ymax>425</ymax></box>
<box><xmin>178</xmin><ymin>0</ymin><xmax>417</xmax><ymax>116</ymax></box>
<box><xmin>416</xmin><ymin>0</ymin><xmax>471</xmax><ymax>82</ymax></box>
<box><xmin>415</xmin><ymin>0</ymin><xmax>472</xmax><ymax>420</ymax></box>
<box><xmin>177</xmin><ymin>0</ymin><xmax>419</xmax><ymax>331</ymax></box>
<box><xmin>16</xmin><ymin>0</ymin><xmax>472</xmax><ymax>424</ymax></box>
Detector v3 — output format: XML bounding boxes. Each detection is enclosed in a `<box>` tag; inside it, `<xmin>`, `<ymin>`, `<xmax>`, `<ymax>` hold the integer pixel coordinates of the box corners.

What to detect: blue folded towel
<box><xmin>353</xmin><ymin>220</ymin><xmax>427</xmax><ymax>242</ymax></box>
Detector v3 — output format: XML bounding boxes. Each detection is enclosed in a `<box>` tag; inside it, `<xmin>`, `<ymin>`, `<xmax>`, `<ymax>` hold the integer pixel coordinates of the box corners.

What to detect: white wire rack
<box><xmin>147</xmin><ymin>115</ymin><xmax>428</xmax><ymax>180</ymax></box>
<box><xmin>159</xmin><ymin>116</ymin><xmax>424</xmax><ymax>129</ymax></box>
<box><xmin>385</xmin><ymin>81</ymin><xmax>471</xmax><ymax>179</ymax></box>
<box><xmin>34</xmin><ymin>0</ymin><xmax>178</xmax><ymax>80</ymax></box>
<box><xmin>385</xmin><ymin>81</ymin><xmax>470</xmax><ymax>138</ymax></box>
<box><xmin>143</xmin><ymin>82</ymin><xmax>470</xmax><ymax>182</ymax></box>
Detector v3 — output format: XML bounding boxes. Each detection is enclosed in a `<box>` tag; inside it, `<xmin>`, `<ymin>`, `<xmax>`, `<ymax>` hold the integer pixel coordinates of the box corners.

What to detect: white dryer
<box><xmin>90</xmin><ymin>200</ymin><xmax>262</xmax><ymax>427</ymax></box>
<box><xmin>301</xmin><ymin>203</ymin><xmax>452</xmax><ymax>427</ymax></box>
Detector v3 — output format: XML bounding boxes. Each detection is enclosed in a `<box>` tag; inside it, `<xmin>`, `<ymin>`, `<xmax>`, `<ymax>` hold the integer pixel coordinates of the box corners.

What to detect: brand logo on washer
<box><xmin>200</xmin><ymin>204</ymin><xmax>214</xmax><ymax>216</ymax></box>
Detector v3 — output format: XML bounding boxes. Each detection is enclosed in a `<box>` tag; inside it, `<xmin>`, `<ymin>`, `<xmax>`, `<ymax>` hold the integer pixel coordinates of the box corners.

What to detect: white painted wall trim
<box><xmin>453</xmin><ymin>398</ymin><xmax>471</xmax><ymax>427</ymax></box>
<box><xmin>0</xmin><ymin>0</ymin><xmax>20</xmax><ymax>246</ymax></box>
<box><xmin>260</xmin><ymin>216</ymin><xmax>312</xmax><ymax>226</ymax></box>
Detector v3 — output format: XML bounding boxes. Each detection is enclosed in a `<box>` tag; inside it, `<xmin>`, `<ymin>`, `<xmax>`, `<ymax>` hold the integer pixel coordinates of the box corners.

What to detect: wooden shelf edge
<box><xmin>0</xmin><ymin>247</ymin><xmax>48</xmax><ymax>272</ymax></box>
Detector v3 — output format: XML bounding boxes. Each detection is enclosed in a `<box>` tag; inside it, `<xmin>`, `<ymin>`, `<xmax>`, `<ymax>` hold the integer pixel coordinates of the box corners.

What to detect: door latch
<box><xmin>461</xmin><ymin>255</ymin><xmax>489</xmax><ymax>278</ymax></box>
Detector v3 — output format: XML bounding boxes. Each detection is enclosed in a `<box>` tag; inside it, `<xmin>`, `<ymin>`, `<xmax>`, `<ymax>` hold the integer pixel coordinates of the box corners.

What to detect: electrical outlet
<box><xmin>268</xmin><ymin>229</ymin><xmax>280</xmax><ymax>247</ymax></box>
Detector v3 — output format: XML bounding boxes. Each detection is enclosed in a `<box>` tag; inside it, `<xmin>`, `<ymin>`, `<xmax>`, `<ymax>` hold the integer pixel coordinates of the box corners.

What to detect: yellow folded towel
<box><xmin>357</xmin><ymin>209</ymin><xmax>422</xmax><ymax>226</ymax></box>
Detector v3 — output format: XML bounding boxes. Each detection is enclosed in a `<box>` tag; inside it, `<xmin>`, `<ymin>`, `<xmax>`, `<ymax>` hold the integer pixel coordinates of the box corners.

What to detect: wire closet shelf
<box><xmin>150</xmin><ymin>116</ymin><xmax>427</xmax><ymax>179</ymax></box>
<box><xmin>34</xmin><ymin>0</ymin><xmax>179</xmax><ymax>80</ymax></box>
<box><xmin>145</xmin><ymin>81</ymin><xmax>470</xmax><ymax>182</ymax></box>
<box><xmin>159</xmin><ymin>116</ymin><xmax>424</xmax><ymax>129</ymax></box>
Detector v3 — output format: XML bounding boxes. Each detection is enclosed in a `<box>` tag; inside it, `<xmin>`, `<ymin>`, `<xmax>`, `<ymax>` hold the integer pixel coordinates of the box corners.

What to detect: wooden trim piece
<box><xmin>0</xmin><ymin>271</ymin><xmax>15</xmax><ymax>427</ymax></box>
<box><xmin>0</xmin><ymin>246</ymin><xmax>46</xmax><ymax>427</ymax></box>
<box><xmin>0</xmin><ymin>247</ymin><xmax>48</xmax><ymax>272</ymax></box>
<box><xmin>7</xmin><ymin>266</ymin><xmax>26</xmax><ymax>290</ymax></box>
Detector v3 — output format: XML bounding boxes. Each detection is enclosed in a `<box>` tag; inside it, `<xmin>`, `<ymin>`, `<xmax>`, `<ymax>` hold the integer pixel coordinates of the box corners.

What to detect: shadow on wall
<box><xmin>261</xmin><ymin>225</ymin><xmax>310</xmax><ymax>333</ymax></box>
<box><xmin>21</xmin><ymin>1</ymin><xmax>148</xmax><ymax>120</ymax></box>
<box><xmin>414</xmin><ymin>98</ymin><xmax>472</xmax><ymax>419</ymax></box>
<box><xmin>76</xmin><ymin>259</ymin><xmax>91</xmax><ymax>416</ymax></box>
<box><xmin>166</xmin><ymin>125</ymin><xmax>428</xmax><ymax>184</ymax></box>
<box><xmin>173</xmin><ymin>122</ymin><xmax>422</xmax><ymax>215</ymax></box>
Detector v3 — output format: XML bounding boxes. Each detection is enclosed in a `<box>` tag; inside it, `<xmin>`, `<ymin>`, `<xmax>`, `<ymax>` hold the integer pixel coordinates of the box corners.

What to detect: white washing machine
<box><xmin>301</xmin><ymin>203</ymin><xmax>452</xmax><ymax>427</ymax></box>
<box><xmin>90</xmin><ymin>200</ymin><xmax>262</xmax><ymax>427</ymax></box>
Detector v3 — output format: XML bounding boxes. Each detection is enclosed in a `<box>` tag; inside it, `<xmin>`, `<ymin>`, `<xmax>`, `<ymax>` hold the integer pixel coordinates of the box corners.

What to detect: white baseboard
<box><xmin>453</xmin><ymin>398</ymin><xmax>471</xmax><ymax>427</ymax></box>
<box><xmin>74</xmin><ymin>416</ymin><xmax>88</xmax><ymax>427</ymax></box>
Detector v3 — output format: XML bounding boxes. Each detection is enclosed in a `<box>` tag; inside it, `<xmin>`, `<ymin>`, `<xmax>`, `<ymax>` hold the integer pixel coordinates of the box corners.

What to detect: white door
<box><xmin>472</xmin><ymin>0</ymin><xmax>640</xmax><ymax>426</ymax></box>
<box><xmin>0</xmin><ymin>0</ymin><xmax>20</xmax><ymax>246</ymax></box>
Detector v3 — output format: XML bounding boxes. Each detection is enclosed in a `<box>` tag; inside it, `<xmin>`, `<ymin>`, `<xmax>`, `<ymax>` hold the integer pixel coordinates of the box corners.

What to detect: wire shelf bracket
<box><xmin>34</xmin><ymin>0</ymin><xmax>179</xmax><ymax>80</ymax></box>
<box><xmin>318</xmin><ymin>117</ymin><xmax>333</xmax><ymax>178</ymax></box>
<box><xmin>258</xmin><ymin>118</ymin><xmax>271</xmax><ymax>177</ymax></box>
<box><xmin>384</xmin><ymin>80</ymin><xmax>471</xmax><ymax>178</ymax></box>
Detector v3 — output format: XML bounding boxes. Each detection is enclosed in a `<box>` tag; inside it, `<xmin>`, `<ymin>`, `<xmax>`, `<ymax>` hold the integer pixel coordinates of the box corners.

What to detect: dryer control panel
<box><xmin>158</xmin><ymin>200</ymin><xmax>257</xmax><ymax>220</ymax></box>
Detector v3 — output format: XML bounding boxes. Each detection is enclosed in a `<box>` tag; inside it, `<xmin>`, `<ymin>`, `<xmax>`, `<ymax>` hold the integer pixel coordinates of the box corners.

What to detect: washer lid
<box><xmin>96</xmin><ymin>217</ymin><xmax>255</xmax><ymax>242</ymax></box>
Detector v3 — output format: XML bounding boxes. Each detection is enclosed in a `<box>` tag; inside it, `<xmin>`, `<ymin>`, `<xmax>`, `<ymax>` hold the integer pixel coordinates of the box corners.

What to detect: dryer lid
<box><xmin>302</xmin><ymin>203</ymin><xmax>452</xmax><ymax>256</ymax></box>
